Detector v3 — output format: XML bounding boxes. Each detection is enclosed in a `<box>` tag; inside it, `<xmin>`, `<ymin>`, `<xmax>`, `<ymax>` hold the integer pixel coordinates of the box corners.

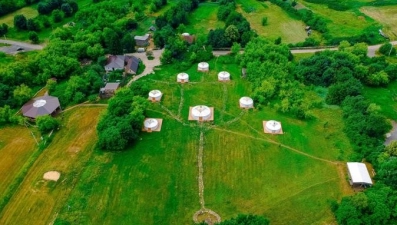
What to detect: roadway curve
<box><xmin>0</xmin><ymin>39</ymin><xmax>44</xmax><ymax>50</ymax></box>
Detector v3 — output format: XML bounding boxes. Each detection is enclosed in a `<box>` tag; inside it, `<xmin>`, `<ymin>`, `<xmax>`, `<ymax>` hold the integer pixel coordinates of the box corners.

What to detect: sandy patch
<box><xmin>43</xmin><ymin>171</ymin><xmax>60</xmax><ymax>181</ymax></box>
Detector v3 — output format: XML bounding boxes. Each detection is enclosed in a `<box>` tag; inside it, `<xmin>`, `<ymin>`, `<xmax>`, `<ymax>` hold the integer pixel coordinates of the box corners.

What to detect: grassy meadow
<box><xmin>0</xmin><ymin>106</ymin><xmax>104</xmax><ymax>225</ymax></box>
<box><xmin>363</xmin><ymin>81</ymin><xmax>397</xmax><ymax>121</ymax></box>
<box><xmin>236</xmin><ymin>0</ymin><xmax>309</xmax><ymax>44</ymax></box>
<box><xmin>185</xmin><ymin>3</ymin><xmax>225</xmax><ymax>38</ymax></box>
<box><xmin>54</xmin><ymin>56</ymin><xmax>353</xmax><ymax>224</ymax></box>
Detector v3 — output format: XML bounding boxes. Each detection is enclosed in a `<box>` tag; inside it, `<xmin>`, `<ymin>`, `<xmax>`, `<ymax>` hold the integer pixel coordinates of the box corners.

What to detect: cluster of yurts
<box><xmin>143</xmin><ymin>62</ymin><xmax>282</xmax><ymax>134</ymax></box>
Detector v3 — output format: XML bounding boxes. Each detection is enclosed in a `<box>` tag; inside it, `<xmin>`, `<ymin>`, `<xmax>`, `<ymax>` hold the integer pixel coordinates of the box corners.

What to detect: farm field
<box><xmin>0</xmin><ymin>126</ymin><xmax>38</xmax><ymax>209</ymax></box>
<box><xmin>0</xmin><ymin>106</ymin><xmax>104</xmax><ymax>225</ymax></box>
<box><xmin>361</xmin><ymin>5</ymin><xmax>397</xmax><ymax>40</ymax></box>
<box><xmin>236</xmin><ymin>0</ymin><xmax>308</xmax><ymax>43</ymax></box>
<box><xmin>55</xmin><ymin>57</ymin><xmax>354</xmax><ymax>224</ymax></box>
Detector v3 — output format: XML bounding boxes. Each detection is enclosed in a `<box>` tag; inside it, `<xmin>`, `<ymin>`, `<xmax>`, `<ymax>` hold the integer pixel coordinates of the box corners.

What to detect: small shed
<box><xmin>22</xmin><ymin>96</ymin><xmax>61</xmax><ymax>119</ymax></box>
<box><xmin>347</xmin><ymin>162</ymin><xmax>373</xmax><ymax>187</ymax></box>
<box><xmin>100</xmin><ymin>82</ymin><xmax>120</xmax><ymax>98</ymax></box>
<box><xmin>198</xmin><ymin>62</ymin><xmax>209</xmax><ymax>72</ymax></box>
<box><xmin>134</xmin><ymin>34</ymin><xmax>150</xmax><ymax>47</ymax></box>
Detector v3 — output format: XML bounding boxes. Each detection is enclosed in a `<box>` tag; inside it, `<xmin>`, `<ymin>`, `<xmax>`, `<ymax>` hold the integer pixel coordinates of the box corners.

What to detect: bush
<box><xmin>261</xmin><ymin>17</ymin><xmax>268</xmax><ymax>26</ymax></box>
<box><xmin>36</xmin><ymin>115</ymin><xmax>60</xmax><ymax>133</ymax></box>
<box><xmin>379</xmin><ymin>43</ymin><xmax>397</xmax><ymax>56</ymax></box>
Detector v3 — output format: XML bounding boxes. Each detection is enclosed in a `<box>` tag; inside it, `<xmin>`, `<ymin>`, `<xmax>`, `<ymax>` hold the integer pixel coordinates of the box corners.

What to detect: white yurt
<box><xmin>218</xmin><ymin>71</ymin><xmax>230</xmax><ymax>81</ymax></box>
<box><xmin>144</xmin><ymin>118</ymin><xmax>159</xmax><ymax>131</ymax></box>
<box><xmin>182</xmin><ymin>32</ymin><xmax>190</xmax><ymax>36</ymax></box>
<box><xmin>265</xmin><ymin>120</ymin><xmax>282</xmax><ymax>133</ymax></box>
<box><xmin>149</xmin><ymin>90</ymin><xmax>162</xmax><ymax>101</ymax></box>
<box><xmin>198</xmin><ymin>62</ymin><xmax>209</xmax><ymax>72</ymax></box>
<box><xmin>191</xmin><ymin>105</ymin><xmax>211</xmax><ymax>121</ymax></box>
<box><xmin>177</xmin><ymin>73</ymin><xmax>189</xmax><ymax>83</ymax></box>
<box><xmin>239</xmin><ymin>97</ymin><xmax>254</xmax><ymax>108</ymax></box>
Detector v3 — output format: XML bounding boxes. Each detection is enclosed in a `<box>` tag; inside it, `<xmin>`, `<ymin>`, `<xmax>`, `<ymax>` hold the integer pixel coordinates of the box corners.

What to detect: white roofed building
<box><xmin>347</xmin><ymin>162</ymin><xmax>373</xmax><ymax>187</ymax></box>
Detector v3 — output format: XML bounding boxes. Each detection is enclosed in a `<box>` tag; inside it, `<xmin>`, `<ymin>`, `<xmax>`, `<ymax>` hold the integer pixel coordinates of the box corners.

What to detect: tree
<box><xmin>225</xmin><ymin>25</ymin><xmax>240</xmax><ymax>42</ymax></box>
<box><xmin>366</xmin><ymin>70</ymin><xmax>389</xmax><ymax>86</ymax></box>
<box><xmin>14</xmin><ymin>14</ymin><xmax>27</xmax><ymax>30</ymax></box>
<box><xmin>61</xmin><ymin>3</ymin><xmax>73</xmax><ymax>17</ymax></box>
<box><xmin>379</xmin><ymin>43</ymin><xmax>397</xmax><ymax>56</ymax></box>
<box><xmin>230</xmin><ymin>42</ymin><xmax>241</xmax><ymax>55</ymax></box>
<box><xmin>13</xmin><ymin>84</ymin><xmax>32</xmax><ymax>106</ymax></box>
<box><xmin>86</xmin><ymin>43</ymin><xmax>105</xmax><ymax>59</ymax></box>
<box><xmin>261</xmin><ymin>17</ymin><xmax>268</xmax><ymax>26</ymax></box>
<box><xmin>28</xmin><ymin>31</ymin><xmax>39</xmax><ymax>43</ymax></box>
<box><xmin>36</xmin><ymin>115</ymin><xmax>60</xmax><ymax>133</ymax></box>
<box><xmin>38</xmin><ymin>2</ymin><xmax>51</xmax><ymax>14</ymax></box>
<box><xmin>26</xmin><ymin>18</ymin><xmax>40</xmax><ymax>31</ymax></box>
<box><xmin>0</xmin><ymin>23</ymin><xmax>8</xmax><ymax>36</ymax></box>
<box><xmin>52</xmin><ymin>9</ymin><xmax>63</xmax><ymax>23</ymax></box>
<box><xmin>121</xmin><ymin>33</ymin><xmax>135</xmax><ymax>53</ymax></box>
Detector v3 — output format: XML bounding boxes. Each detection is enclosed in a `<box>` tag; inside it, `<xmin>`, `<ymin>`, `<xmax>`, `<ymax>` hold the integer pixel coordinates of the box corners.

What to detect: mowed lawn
<box><xmin>361</xmin><ymin>6</ymin><xmax>397</xmax><ymax>40</ymax></box>
<box><xmin>185</xmin><ymin>3</ymin><xmax>225</xmax><ymax>37</ymax></box>
<box><xmin>56</xmin><ymin>57</ymin><xmax>353</xmax><ymax>224</ymax></box>
<box><xmin>236</xmin><ymin>0</ymin><xmax>308</xmax><ymax>44</ymax></box>
<box><xmin>363</xmin><ymin>81</ymin><xmax>397</xmax><ymax>121</ymax></box>
<box><xmin>0</xmin><ymin>106</ymin><xmax>104</xmax><ymax>225</ymax></box>
<box><xmin>0</xmin><ymin>126</ymin><xmax>38</xmax><ymax>205</ymax></box>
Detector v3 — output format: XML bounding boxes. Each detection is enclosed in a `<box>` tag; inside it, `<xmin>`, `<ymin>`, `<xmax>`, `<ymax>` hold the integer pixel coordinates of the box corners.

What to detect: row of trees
<box><xmin>37</xmin><ymin>0</ymin><xmax>78</xmax><ymax>16</ymax></box>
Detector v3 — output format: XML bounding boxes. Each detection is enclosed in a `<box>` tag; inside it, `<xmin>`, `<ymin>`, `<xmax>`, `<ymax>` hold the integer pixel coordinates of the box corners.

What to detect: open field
<box><xmin>185</xmin><ymin>3</ymin><xmax>225</xmax><ymax>38</ymax></box>
<box><xmin>361</xmin><ymin>6</ymin><xmax>397</xmax><ymax>40</ymax></box>
<box><xmin>299</xmin><ymin>1</ymin><xmax>377</xmax><ymax>38</ymax></box>
<box><xmin>237</xmin><ymin>0</ymin><xmax>308</xmax><ymax>44</ymax></box>
<box><xmin>363</xmin><ymin>81</ymin><xmax>397</xmax><ymax>120</ymax></box>
<box><xmin>55</xmin><ymin>57</ymin><xmax>353</xmax><ymax>224</ymax></box>
<box><xmin>0</xmin><ymin>106</ymin><xmax>104</xmax><ymax>225</ymax></box>
<box><xmin>0</xmin><ymin>126</ymin><xmax>38</xmax><ymax>209</ymax></box>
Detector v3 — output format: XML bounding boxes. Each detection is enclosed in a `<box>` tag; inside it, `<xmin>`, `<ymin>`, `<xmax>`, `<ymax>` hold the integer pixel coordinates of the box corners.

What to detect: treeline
<box><xmin>207</xmin><ymin>0</ymin><xmax>254</xmax><ymax>48</ymax></box>
<box><xmin>37</xmin><ymin>0</ymin><xmax>78</xmax><ymax>16</ymax></box>
<box><xmin>0</xmin><ymin>0</ymin><xmax>39</xmax><ymax>17</ymax></box>
<box><xmin>240</xmin><ymin>38</ymin><xmax>320</xmax><ymax>119</ymax></box>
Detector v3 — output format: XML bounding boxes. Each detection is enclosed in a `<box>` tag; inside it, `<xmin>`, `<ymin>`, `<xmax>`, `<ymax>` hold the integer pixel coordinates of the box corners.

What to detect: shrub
<box><xmin>36</xmin><ymin>115</ymin><xmax>60</xmax><ymax>133</ymax></box>
<box><xmin>261</xmin><ymin>17</ymin><xmax>268</xmax><ymax>26</ymax></box>
<box><xmin>379</xmin><ymin>43</ymin><xmax>397</xmax><ymax>56</ymax></box>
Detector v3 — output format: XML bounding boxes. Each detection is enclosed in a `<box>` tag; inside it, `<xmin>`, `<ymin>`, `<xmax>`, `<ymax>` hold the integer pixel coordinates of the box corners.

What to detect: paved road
<box><xmin>0</xmin><ymin>39</ymin><xmax>44</xmax><ymax>54</ymax></box>
<box><xmin>126</xmin><ymin>49</ymin><xmax>164</xmax><ymax>86</ymax></box>
<box><xmin>214</xmin><ymin>41</ymin><xmax>397</xmax><ymax>57</ymax></box>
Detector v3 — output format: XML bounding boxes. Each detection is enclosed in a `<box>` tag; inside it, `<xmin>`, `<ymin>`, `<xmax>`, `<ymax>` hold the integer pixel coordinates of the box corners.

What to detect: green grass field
<box><xmin>0</xmin><ymin>6</ymin><xmax>38</xmax><ymax>27</ymax></box>
<box><xmin>184</xmin><ymin>3</ymin><xmax>225</xmax><ymax>38</ymax></box>
<box><xmin>0</xmin><ymin>106</ymin><xmax>104</xmax><ymax>225</ymax></box>
<box><xmin>298</xmin><ymin>0</ymin><xmax>377</xmax><ymax>38</ymax></box>
<box><xmin>236</xmin><ymin>0</ymin><xmax>309</xmax><ymax>44</ymax></box>
<box><xmin>54</xmin><ymin>57</ymin><xmax>354</xmax><ymax>224</ymax></box>
<box><xmin>363</xmin><ymin>81</ymin><xmax>397</xmax><ymax>120</ymax></box>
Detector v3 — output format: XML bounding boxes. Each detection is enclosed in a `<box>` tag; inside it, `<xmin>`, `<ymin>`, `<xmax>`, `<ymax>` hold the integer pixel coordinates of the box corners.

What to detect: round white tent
<box><xmin>198</xmin><ymin>62</ymin><xmax>209</xmax><ymax>72</ymax></box>
<box><xmin>182</xmin><ymin>33</ymin><xmax>190</xmax><ymax>36</ymax></box>
<box><xmin>191</xmin><ymin>105</ymin><xmax>211</xmax><ymax>121</ymax></box>
<box><xmin>265</xmin><ymin>120</ymin><xmax>282</xmax><ymax>133</ymax></box>
<box><xmin>218</xmin><ymin>71</ymin><xmax>230</xmax><ymax>81</ymax></box>
<box><xmin>149</xmin><ymin>90</ymin><xmax>162</xmax><ymax>101</ymax></box>
<box><xmin>177</xmin><ymin>73</ymin><xmax>189</xmax><ymax>83</ymax></box>
<box><xmin>239</xmin><ymin>97</ymin><xmax>254</xmax><ymax>108</ymax></box>
<box><xmin>144</xmin><ymin>118</ymin><xmax>159</xmax><ymax>131</ymax></box>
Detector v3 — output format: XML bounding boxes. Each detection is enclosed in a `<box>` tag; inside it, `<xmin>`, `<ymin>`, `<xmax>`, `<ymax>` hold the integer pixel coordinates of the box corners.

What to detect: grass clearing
<box><xmin>0</xmin><ymin>106</ymin><xmax>104</xmax><ymax>225</ymax></box>
<box><xmin>299</xmin><ymin>1</ymin><xmax>376</xmax><ymax>38</ymax></box>
<box><xmin>361</xmin><ymin>6</ymin><xmax>397</xmax><ymax>40</ymax></box>
<box><xmin>236</xmin><ymin>0</ymin><xmax>308</xmax><ymax>44</ymax></box>
<box><xmin>363</xmin><ymin>81</ymin><xmax>397</xmax><ymax>120</ymax></box>
<box><xmin>185</xmin><ymin>3</ymin><xmax>225</xmax><ymax>37</ymax></box>
<box><xmin>56</xmin><ymin>57</ymin><xmax>353</xmax><ymax>224</ymax></box>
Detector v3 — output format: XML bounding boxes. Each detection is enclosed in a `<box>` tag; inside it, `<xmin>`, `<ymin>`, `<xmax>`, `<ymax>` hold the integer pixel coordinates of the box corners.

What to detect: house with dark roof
<box><xmin>104</xmin><ymin>55</ymin><xmax>140</xmax><ymax>74</ymax></box>
<box><xmin>22</xmin><ymin>95</ymin><xmax>61</xmax><ymax>119</ymax></box>
<box><xmin>134</xmin><ymin>34</ymin><xmax>150</xmax><ymax>47</ymax></box>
